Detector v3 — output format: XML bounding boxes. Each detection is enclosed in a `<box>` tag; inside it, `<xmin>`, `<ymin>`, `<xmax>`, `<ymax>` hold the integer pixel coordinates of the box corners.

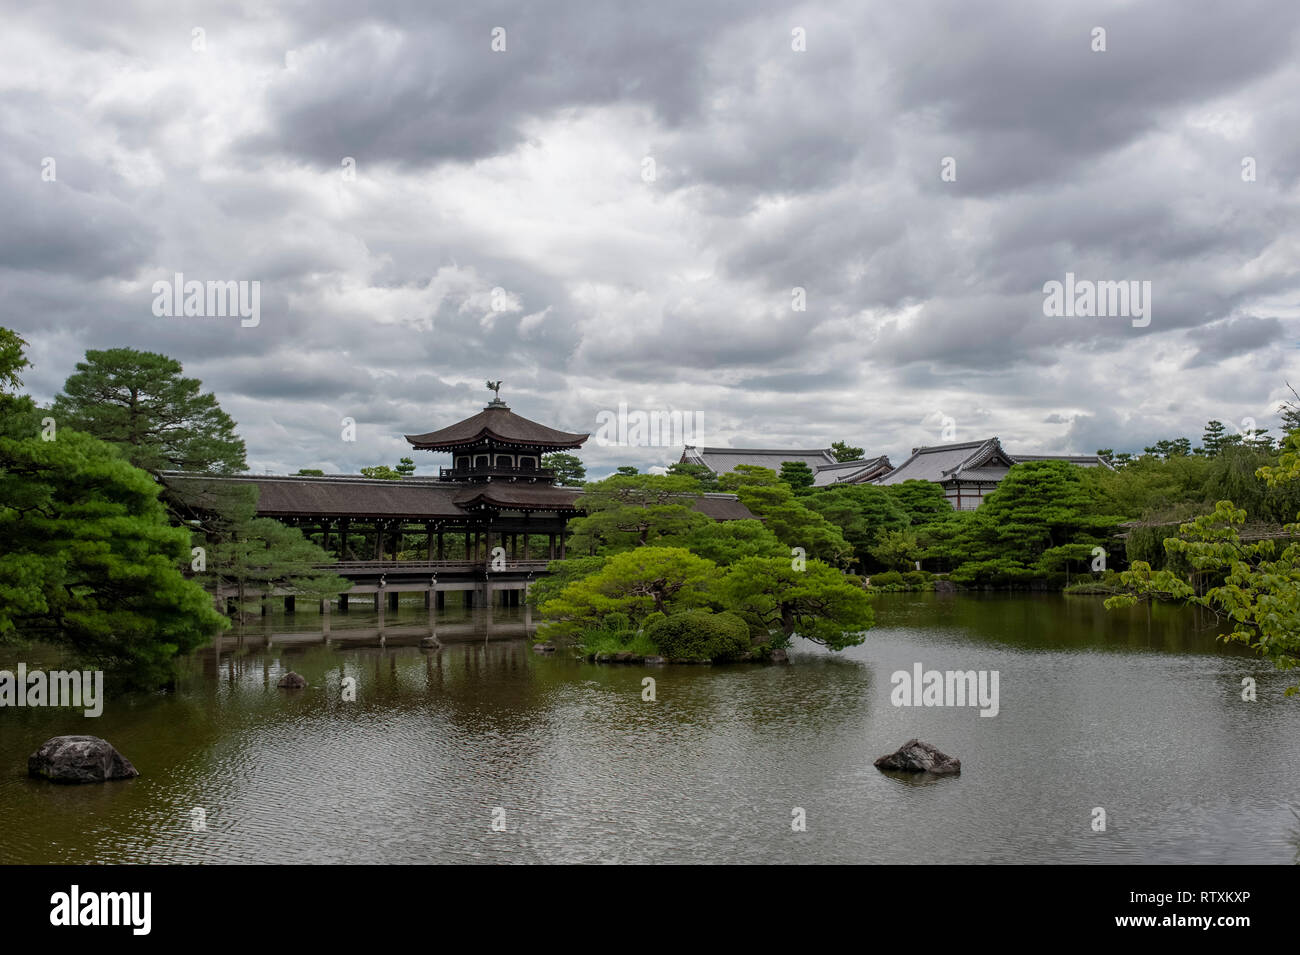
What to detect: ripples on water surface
<box><xmin>1</xmin><ymin>594</ymin><xmax>1297</xmax><ymax>864</ymax></box>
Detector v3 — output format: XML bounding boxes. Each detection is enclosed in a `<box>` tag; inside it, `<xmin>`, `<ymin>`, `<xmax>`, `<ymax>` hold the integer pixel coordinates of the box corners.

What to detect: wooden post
<box><xmin>523</xmin><ymin>582</ymin><xmax>532</xmax><ymax>630</ymax></box>
<box><xmin>285</xmin><ymin>595</ymin><xmax>295</xmax><ymax>614</ymax></box>
<box><xmin>483</xmin><ymin>581</ymin><xmax>493</xmax><ymax>637</ymax></box>
<box><xmin>426</xmin><ymin>523</ymin><xmax>434</xmax><ymax>561</ymax></box>
<box><xmin>429</xmin><ymin>577</ymin><xmax>438</xmax><ymax>641</ymax></box>
<box><xmin>437</xmin><ymin>531</ymin><xmax>444</xmax><ymax>561</ymax></box>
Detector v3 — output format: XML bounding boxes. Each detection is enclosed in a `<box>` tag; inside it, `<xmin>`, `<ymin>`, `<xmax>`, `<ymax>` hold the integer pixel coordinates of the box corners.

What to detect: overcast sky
<box><xmin>3</xmin><ymin>0</ymin><xmax>1298</xmax><ymax>477</ymax></box>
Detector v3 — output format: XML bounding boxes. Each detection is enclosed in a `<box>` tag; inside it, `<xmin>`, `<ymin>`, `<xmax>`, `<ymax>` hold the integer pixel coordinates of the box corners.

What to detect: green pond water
<box><xmin>1</xmin><ymin>593</ymin><xmax>1297</xmax><ymax>864</ymax></box>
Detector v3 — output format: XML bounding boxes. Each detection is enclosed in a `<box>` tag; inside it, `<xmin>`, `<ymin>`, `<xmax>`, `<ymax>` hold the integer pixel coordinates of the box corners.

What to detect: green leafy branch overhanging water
<box><xmin>1106</xmin><ymin>431</ymin><xmax>1300</xmax><ymax>693</ymax></box>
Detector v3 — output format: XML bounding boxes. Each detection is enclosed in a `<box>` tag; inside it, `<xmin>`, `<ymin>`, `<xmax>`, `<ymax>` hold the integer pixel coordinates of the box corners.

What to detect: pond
<box><xmin>1</xmin><ymin>593</ymin><xmax>1296</xmax><ymax>863</ymax></box>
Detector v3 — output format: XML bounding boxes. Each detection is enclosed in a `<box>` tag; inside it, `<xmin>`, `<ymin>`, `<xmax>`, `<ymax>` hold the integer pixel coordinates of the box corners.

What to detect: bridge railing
<box><xmin>318</xmin><ymin>559</ymin><xmax>554</xmax><ymax>573</ymax></box>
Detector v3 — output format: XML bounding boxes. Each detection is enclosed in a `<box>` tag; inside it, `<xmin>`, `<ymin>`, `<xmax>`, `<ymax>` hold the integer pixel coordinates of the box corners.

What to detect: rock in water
<box><xmin>277</xmin><ymin>671</ymin><xmax>308</xmax><ymax>688</ymax></box>
<box><xmin>874</xmin><ymin>739</ymin><xmax>961</xmax><ymax>775</ymax></box>
<box><xmin>28</xmin><ymin>736</ymin><xmax>139</xmax><ymax>784</ymax></box>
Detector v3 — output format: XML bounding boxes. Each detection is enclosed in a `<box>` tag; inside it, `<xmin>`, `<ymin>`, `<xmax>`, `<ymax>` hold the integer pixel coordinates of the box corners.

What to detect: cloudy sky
<box><xmin>3</xmin><ymin>0</ymin><xmax>1298</xmax><ymax>477</ymax></box>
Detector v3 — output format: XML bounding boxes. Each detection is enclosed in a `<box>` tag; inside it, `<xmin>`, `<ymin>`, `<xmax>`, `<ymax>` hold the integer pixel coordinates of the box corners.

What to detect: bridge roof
<box><xmin>161</xmin><ymin>473</ymin><xmax>754</xmax><ymax>522</ymax></box>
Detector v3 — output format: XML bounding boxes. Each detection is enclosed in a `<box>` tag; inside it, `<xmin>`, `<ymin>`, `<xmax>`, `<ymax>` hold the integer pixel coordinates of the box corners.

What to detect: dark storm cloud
<box><xmin>1</xmin><ymin>0</ymin><xmax>1297</xmax><ymax>472</ymax></box>
<box><xmin>1184</xmin><ymin>316</ymin><xmax>1285</xmax><ymax>368</ymax></box>
<box><xmin>237</xmin><ymin>0</ymin><xmax>782</xmax><ymax>169</ymax></box>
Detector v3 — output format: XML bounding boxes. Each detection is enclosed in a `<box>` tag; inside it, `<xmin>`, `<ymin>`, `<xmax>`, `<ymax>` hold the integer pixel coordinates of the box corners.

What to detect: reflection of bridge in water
<box><xmin>214</xmin><ymin>558</ymin><xmax>551</xmax><ymax>647</ymax></box>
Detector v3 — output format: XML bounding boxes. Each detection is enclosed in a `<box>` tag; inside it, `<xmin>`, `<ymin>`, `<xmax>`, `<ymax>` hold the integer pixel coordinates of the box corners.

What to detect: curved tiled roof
<box><xmin>161</xmin><ymin>473</ymin><xmax>754</xmax><ymax>522</ymax></box>
<box><xmin>406</xmin><ymin>402</ymin><xmax>587</xmax><ymax>451</ymax></box>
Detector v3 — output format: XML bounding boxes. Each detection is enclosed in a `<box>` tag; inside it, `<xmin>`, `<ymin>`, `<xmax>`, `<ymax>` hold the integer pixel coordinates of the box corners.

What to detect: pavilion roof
<box><xmin>406</xmin><ymin>402</ymin><xmax>588</xmax><ymax>451</ymax></box>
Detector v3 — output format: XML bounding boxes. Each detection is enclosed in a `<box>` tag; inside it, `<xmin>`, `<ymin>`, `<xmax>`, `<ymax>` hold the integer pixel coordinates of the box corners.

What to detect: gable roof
<box><xmin>810</xmin><ymin>455</ymin><xmax>894</xmax><ymax>486</ymax></box>
<box><xmin>406</xmin><ymin>401</ymin><xmax>588</xmax><ymax>451</ymax></box>
<box><xmin>681</xmin><ymin>445</ymin><xmax>838</xmax><ymax>475</ymax></box>
<box><xmin>874</xmin><ymin>438</ymin><xmax>1015</xmax><ymax>485</ymax></box>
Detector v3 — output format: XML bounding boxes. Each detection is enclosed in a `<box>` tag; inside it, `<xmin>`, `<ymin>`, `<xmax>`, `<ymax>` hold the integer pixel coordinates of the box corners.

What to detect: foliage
<box><xmin>360</xmin><ymin>465</ymin><xmax>403</xmax><ymax>480</ymax></box>
<box><xmin>869</xmin><ymin>528</ymin><xmax>924</xmax><ymax>572</ymax></box>
<box><xmin>51</xmin><ymin>347</ymin><xmax>246</xmax><ymax>474</ymax></box>
<box><xmin>295</xmin><ymin>468</ymin><xmax>325</xmax><ymax>476</ymax></box>
<box><xmin>830</xmin><ymin>441</ymin><xmax>864</xmax><ymax>462</ymax></box>
<box><xmin>0</xmin><ymin>407</ymin><xmax>227</xmax><ymax>688</ymax></box>
<box><xmin>543</xmin><ymin>452</ymin><xmax>586</xmax><ymax>487</ymax></box>
<box><xmin>779</xmin><ymin>460</ymin><xmax>815</xmax><ymax>488</ymax></box>
<box><xmin>685</xmin><ymin>518</ymin><xmax>788</xmax><ymax>565</ymax></box>
<box><xmin>537</xmin><ymin>546</ymin><xmax>717</xmax><ymax>638</ymax></box>
<box><xmin>198</xmin><ymin>517</ymin><xmax>349</xmax><ymax>622</ymax></box>
<box><xmin>726</xmin><ymin>469</ymin><xmax>853</xmax><ymax>567</ymax></box>
<box><xmin>667</xmin><ymin>461</ymin><xmax>719</xmax><ymax>491</ymax></box>
<box><xmin>580</xmin><ymin>628</ymin><xmax>661</xmax><ymax>658</ymax></box>
<box><xmin>804</xmin><ymin>484</ymin><xmax>909</xmax><ymax>566</ymax></box>
<box><xmin>883</xmin><ymin>480</ymin><xmax>953</xmax><ymax>525</ymax></box>
<box><xmin>717</xmin><ymin>557</ymin><xmax>873</xmax><ymax>650</ymax></box>
<box><xmin>937</xmin><ymin>461</ymin><xmax>1121</xmax><ymax>586</ymax></box>
<box><xmin>396</xmin><ymin>456</ymin><xmax>416</xmax><ymax>477</ymax></box>
<box><xmin>643</xmin><ymin>609</ymin><xmax>752</xmax><ymax>661</ymax></box>
<box><xmin>567</xmin><ymin>473</ymin><xmax>710</xmax><ymax>554</ymax></box>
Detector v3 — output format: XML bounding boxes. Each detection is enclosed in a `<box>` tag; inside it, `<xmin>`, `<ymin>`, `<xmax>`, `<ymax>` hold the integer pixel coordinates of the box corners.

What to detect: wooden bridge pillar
<box><xmin>284</xmin><ymin>595</ymin><xmax>295</xmax><ymax>614</ymax></box>
<box><xmin>388</xmin><ymin>591</ymin><xmax>399</xmax><ymax>611</ymax></box>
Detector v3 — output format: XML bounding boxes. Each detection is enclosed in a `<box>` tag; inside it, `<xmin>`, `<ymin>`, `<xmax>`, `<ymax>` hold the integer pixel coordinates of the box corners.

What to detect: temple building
<box><xmin>680</xmin><ymin>437</ymin><xmax>1108</xmax><ymax>510</ymax></box>
<box><xmin>679</xmin><ymin>446</ymin><xmax>894</xmax><ymax>486</ymax></box>
<box><xmin>874</xmin><ymin>438</ymin><xmax>1109</xmax><ymax>510</ymax></box>
<box><xmin>164</xmin><ymin>388</ymin><xmax>753</xmax><ymax>623</ymax></box>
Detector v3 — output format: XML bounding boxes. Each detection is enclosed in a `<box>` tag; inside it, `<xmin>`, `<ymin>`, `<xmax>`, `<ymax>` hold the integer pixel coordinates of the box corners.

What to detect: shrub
<box><xmin>643</xmin><ymin>610</ymin><xmax>752</xmax><ymax>661</ymax></box>
<box><xmin>902</xmin><ymin>570</ymin><xmax>931</xmax><ymax>588</ymax></box>
<box><xmin>603</xmin><ymin>612</ymin><xmax>632</xmax><ymax>632</ymax></box>
<box><xmin>581</xmin><ymin>629</ymin><xmax>660</xmax><ymax>658</ymax></box>
<box><xmin>869</xmin><ymin>570</ymin><xmax>904</xmax><ymax>588</ymax></box>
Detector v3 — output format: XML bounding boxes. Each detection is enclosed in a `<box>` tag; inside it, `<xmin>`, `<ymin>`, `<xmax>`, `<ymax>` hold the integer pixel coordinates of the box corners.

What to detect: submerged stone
<box><xmin>277</xmin><ymin>671</ymin><xmax>308</xmax><ymax>688</ymax></box>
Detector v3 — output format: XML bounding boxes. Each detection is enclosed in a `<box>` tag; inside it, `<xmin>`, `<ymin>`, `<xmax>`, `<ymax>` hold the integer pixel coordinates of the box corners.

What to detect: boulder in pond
<box><xmin>28</xmin><ymin>736</ymin><xmax>139</xmax><ymax>784</ymax></box>
<box><xmin>277</xmin><ymin>671</ymin><xmax>308</xmax><ymax>689</ymax></box>
<box><xmin>874</xmin><ymin>739</ymin><xmax>961</xmax><ymax>775</ymax></box>
<box><xmin>532</xmin><ymin>642</ymin><xmax>555</xmax><ymax>653</ymax></box>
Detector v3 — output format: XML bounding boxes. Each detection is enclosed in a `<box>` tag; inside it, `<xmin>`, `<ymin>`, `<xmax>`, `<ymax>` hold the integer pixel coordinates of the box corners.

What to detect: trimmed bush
<box><xmin>902</xmin><ymin>570</ymin><xmax>931</xmax><ymax>588</ymax></box>
<box><xmin>643</xmin><ymin>610</ymin><xmax>752</xmax><ymax>661</ymax></box>
<box><xmin>869</xmin><ymin>570</ymin><xmax>904</xmax><ymax>588</ymax></box>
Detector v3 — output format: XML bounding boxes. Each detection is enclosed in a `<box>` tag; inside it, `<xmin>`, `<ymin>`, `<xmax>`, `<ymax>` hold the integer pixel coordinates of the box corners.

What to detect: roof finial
<box><xmin>485</xmin><ymin>379</ymin><xmax>507</xmax><ymax>408</ymax></box>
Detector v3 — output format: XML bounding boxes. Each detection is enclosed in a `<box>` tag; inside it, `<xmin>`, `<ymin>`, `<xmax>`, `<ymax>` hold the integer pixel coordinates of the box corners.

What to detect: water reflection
<box><xmin>0</xmin><ymin>593</ymin><xmax>1296</xmax><ymax>864</ymax></box>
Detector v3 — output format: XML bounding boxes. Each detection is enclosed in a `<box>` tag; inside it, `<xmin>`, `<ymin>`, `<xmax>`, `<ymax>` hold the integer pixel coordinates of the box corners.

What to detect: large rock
<box><xmin>277</xmin><ymin>671</ymin><xmax>308</xmax><ymax>688</ymax></box>
<box><xmin>28</xmin><ymin>736</ymin><xmax>139</xmax><ymax>784</ymax></box>
<box><xmin>874</xmin><ymin>739</ymin><xmax>961</xmax><ymax>775</ymax></box>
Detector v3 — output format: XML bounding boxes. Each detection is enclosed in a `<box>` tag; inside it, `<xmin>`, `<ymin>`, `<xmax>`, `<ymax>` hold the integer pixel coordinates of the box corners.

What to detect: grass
<box><xmin>577</xmin><ymin>628</ymin><xmax>661</xmax><ymax>658</ymax></box>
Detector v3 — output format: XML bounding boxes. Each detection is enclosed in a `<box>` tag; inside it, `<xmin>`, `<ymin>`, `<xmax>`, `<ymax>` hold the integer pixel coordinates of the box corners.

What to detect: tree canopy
<box><xmin>52</xmin><ymin>347</ymin><xmax>246</xmax><ymax>474</ymax></box>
